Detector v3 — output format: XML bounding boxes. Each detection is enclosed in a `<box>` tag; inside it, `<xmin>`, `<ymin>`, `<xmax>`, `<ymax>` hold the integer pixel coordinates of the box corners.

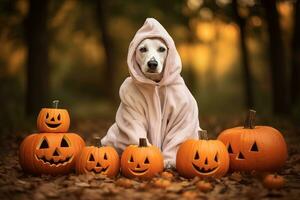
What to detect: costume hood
<box><xmin>127</xmin><ymin>18</ymin><xmax>182</xmax><ymax>86</ymax></box>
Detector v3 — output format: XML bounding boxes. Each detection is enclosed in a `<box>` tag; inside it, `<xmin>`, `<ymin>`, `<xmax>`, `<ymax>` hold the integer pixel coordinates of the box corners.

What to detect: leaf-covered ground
<box><xmin>0</xmin><ymin>116</ymin><xmax>299</xmax><ymax>200</ymax></box>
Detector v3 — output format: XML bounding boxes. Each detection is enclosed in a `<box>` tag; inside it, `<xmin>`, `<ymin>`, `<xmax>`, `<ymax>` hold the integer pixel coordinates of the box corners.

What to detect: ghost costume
<box><xmin>101</xmin><ymin>18</ymin><xmax>200</xmax><ymax>167</ymax></box>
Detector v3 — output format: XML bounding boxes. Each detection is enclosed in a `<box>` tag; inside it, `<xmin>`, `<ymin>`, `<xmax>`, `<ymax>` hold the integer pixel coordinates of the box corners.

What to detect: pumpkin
<box><xmin>263</xmin><ymin>174</ymin><xmax>285</xmax><ymax>189</ymax></box>
<box><xmin>217</xmin><ymin>110</ymin><xmax>287</xmax><ymax>172</ymax></box>
<box><xmin>176</xmin><ymin>130</ymin><xmax>229</xmax><ymax>179</ymax></box>
<box><xmin>37</xmin><ymin>100</ymin><xmax>70</xmax><ymax>133</ymax></box>
<box><xmin>19</xmin><ymin>133</ymin><xmax>85</xmax><ymax>175</ymax></box>
<box><xmin>76</xmin><ymin>137</ymin><xmax>120</xmax><ymax>177</ymax></box>
<box><xmin>121</xmin><ymin>138</ymin><xmax>164</xmax><ymax>179</ymax></box>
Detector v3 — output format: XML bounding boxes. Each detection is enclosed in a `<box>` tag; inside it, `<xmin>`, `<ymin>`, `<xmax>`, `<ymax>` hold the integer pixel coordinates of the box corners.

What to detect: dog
<box><xmin>101</xmin><ymin>18</ymin><xmax>200</xmax><ymax>168</ymax></box>
<box><xmin>135</xmin><ymin>38</ymin><xmax>168</xmax><ymax>82</ymax></box>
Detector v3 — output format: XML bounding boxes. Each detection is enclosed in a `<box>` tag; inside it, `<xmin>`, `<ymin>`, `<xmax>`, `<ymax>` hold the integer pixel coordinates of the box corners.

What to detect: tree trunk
<box><xmin>96</xmin><ymin>0</ymin><xmax>117</xmax><ymax>101</ymax></box>
<box><xmin>232</xmin><ymin>0</ymin><xmax>254</xmax><ymax>109</ymax></box>
<box><xmin>25</xmin><ymin>0</ymin><xmax>49</xmax><ymax>116</ymax></box>
<box><xmin>291</xmin><ymin>0</ymin><xmax>300</xmax><ymax>105</ymax></box>
<box><xmin>262</xmin><ymin>0</ymin><xmax>290</xmax><ymax>114</ymax></box>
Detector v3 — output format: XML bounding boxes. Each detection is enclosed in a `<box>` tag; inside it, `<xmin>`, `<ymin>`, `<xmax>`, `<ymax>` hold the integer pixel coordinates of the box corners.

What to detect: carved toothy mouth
<box><xmin>129</xmin><ymin>168</ymin><xmax>149</xmax><ymax>175</ymax></box>
<box><xmin>36</xmin><ymin>155</ymin><xmax>73</xmax><ymax>166</ymax></box>
<box><xmin>90</xmin><ymin>166</ymin><xmax>109</xmax><ymax>174</ymax></box>
<box><xmin>45</xmin><ymin>123</ymin><xmax>61</xmax><ymax>128</ymax></box>
<box><xmin>192</xmin><ymin>163</ymin><xmax>218</xmax><ymax>174</ymax></box>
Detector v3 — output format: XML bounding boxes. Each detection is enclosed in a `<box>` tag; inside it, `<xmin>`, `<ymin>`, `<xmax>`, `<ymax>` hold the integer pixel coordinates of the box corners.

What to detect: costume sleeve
<box><xmin>101</xmin><ymin>79</ymin><xmax>149</xmax><ymax>152</ymax></box>
<box><xmin>162</xmin><ymin>93</ymin><xmax>200</xmax><ymax>168</ymax></box>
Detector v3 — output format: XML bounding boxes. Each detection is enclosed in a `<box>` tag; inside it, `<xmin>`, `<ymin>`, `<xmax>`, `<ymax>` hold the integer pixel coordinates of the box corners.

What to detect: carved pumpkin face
<box><xmin>218</xmin><ymin>126</ymin><xmax>287</xmax><ymax>172</ymax></box>
<box><xmin>37</xmin><ymin>108</ymin><xmax>70</xmax><ymax>133</ymax></box>
<box><xmin>176</xmin><ymin>131</ymin><xmax>229</xmax><ymax>178</ymax></box>
<box><xmin>121</xmin><ymin>138</ymin><xmax>163</xmax><ymax>179</ymax></box>
<box><xmin>76</xmin><ymin>145</ymin><xmax>120</xmax><ymax>177</ymax></box>
<box><xmin>217</xmin><ymin>110</ymin><xmax>288</xmax><ymax>172</ymax></box>
<box><xmin>19</xmin><ymin>133</ymin><xmax>85</xmax><ymax>175</ymax></box>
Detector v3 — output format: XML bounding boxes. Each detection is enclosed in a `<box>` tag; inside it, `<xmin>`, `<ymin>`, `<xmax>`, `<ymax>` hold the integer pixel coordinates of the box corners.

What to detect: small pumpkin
<box><xmin>37</xmin><ymin>100</ymin><xmax>70</xmax><ymax>133</ymax></box>
<box><xmin>263</xmin><ymin>174</ymin><xmax>285</xmax><ymax>189</ymax></box>
<box><xmin>196</xmin><ymin>181</ymin><xmax>213</xmax><ymax>192</ymax></box>
<box><xmin>76</xmin><ymin>137</ymin><xmax>120</xmax><ymax>177</ymax></box>
<box><xmin>217</xmin><ymin>110</ymin><xmax>287</xmax><ymax>172</ymax></box>
<box><xmin>19</xmin><ymin>132</ymin><xmax>85</xmax><ymax>175</ymax></box>
<box><xmin>176</xmin><ymin>130</ymin><xmax>229</xmax><ymax>179</ymax></box>
<box><xmin>121</xmin><ymin>138</ymin><xmax>164</xmax><ymax>179</ymax></box>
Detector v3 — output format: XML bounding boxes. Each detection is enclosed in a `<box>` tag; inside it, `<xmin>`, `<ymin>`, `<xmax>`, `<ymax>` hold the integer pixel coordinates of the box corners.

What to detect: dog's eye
<box><xmin>158</xmin><ymin>47</ymin><xmax>166</xmax><ymax>52</ymax></box>
<box><xmin>139</xmin><ymin>47</ymin><xmax>147</xmax><ymax>53</ymax></box>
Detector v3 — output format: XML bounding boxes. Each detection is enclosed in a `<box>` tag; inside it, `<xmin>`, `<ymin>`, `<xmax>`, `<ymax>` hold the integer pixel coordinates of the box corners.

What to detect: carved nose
<box><xmin>96</xmin><ymin>162</ymin><xmax>101</xmax><ymax>167</ymax></box>
<box><xmin>147</xmin><ymin>60</ymin><xmax>158</xmax><ymax>70</ymax></box>
<box><xmin>51</xmin><ymin>117</ymin><xmax>55</xmax><ymax>122</ymax></box>
<box><xmin>204</xmin><ymin>158</ymin><xmax>208</xmax><ymax>165</ymax></box>
<box><xmin>136</xmin><ymin>164</ymin><xmax>141</xmax><ymax>168</ymax></box>
<box><xmin>53</xmin><ymin>148</ymin><xmax>60</xmax><ymax>156</ymax></box>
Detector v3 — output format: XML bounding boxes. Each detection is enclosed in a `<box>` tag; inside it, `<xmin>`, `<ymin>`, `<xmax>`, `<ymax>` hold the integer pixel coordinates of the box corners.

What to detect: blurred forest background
<box><xmin>0</xmin><ymin>0</ymin><xmax>299</xmax><ymax>134</ymax></box>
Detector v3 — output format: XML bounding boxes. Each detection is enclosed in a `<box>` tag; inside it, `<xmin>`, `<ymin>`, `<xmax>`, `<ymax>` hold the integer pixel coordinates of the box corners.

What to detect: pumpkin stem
<box><xmin>139</xmin><ymin>138</ymin><xmax>147</xmax><ymax>147</ymax></box>
<box><xmin>53</xmin><ymin>100</ymin><xmax>59</xmax><ymax>108</ymax></box>
<box><xmin>244</xmin><ymin>109</ymin><xmax>256</xmax><ymax>129</ymax></box>
<box><xmin>199</xmin><ymin>130</ymin><xmax>208</xmax><ymax>140</ymax></box>
<box><xmin>94</xmin><ymin>136</ymin><xmax>102</xmax><ymax>147</ymax></box>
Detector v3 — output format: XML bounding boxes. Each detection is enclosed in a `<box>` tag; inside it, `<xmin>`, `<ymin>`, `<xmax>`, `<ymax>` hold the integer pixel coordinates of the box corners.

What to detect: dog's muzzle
<box><xmin>147</xmin><ymin>60</ymin><xmax>158</xmax><ymax>71</ymax></box>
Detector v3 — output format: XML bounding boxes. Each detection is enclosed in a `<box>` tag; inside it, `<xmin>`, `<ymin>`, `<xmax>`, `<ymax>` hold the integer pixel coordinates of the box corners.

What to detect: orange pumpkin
<box><xmin>37</xmin><ymin>100</ymin><xmax>70</xmax><ymax>133</ymax></box>
<box><xmin>121</xmin><ymin>138</ymin><xmax>164</xmax><ymax>179</ymax></box>
<box><xmin>217</xmin><ymin>110</ymin><xmax>287</xmax><ymax>172</ymax></box>
<box><xmin>19</xmin><ymin>133</ymin><xmax>85</xmax><ymax>175</ymax></box>
<box><xmin>76</xmin><ymin>137</ymin><xmax>120</xmax><ymax>177</ymax></box>
<box><xmin>176</xmin><ymin>130</ymin><xmax>229</xmax><ymax>178</ymax></box>
<box><xmin>263</xmin><ymin>174</ymin><xmax>285</xmax><ymax>189</ymax></box>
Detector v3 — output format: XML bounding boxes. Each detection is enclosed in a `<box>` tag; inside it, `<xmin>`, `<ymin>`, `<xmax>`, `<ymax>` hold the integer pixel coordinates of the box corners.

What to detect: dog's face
<box><xmin>135</xmin><ymin>38</ymin><xmax>168</xmax><ymax>82</ymax></box>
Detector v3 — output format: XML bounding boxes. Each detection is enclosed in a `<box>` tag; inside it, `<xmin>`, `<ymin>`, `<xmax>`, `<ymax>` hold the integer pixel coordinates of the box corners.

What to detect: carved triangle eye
<box><xmin>60</xmin><ymin>137</ymin><xmax>69</xmax><ymax>147</ymax></box>
<box><xmin>250</xmin><ymin>141</ymin><xmax>259</xmax><ymax>152</ymax></box>
<box><xmin>129</xmin><ymin>156</ymin><xmax>134</xmax><ymax>162</ymax></box>
<box><xmin>214</xmin><ymin>153</ymin><xmax>218</xmax><ymax>162</ymax></box>
<box><xmin>89</xmin><ymin>154</ymin><xmax>95</xmax><ymax>161</ymax></box>
<box><xmin>227</xmin><ymin>144</ymin><xmax>233</xmax><ymax>154</ymax></box>
<box><xmin>104</xmin><ymin>153</ymin><xmax>108</xmax><ymax>160</ymax></box>
<box><xmin>194</xmin><ymin>151</ymin><xmax>200</xmax><ymax>160</ymax></box>
<box><xmin>40</xmin><ymin>138</ymin><xmax>49</xmax><ymax>149</ymax></box>
<box><xmin>144</xmin><ymin>157</ymin><xmax>150</xmax><ymax>164</ymax></box>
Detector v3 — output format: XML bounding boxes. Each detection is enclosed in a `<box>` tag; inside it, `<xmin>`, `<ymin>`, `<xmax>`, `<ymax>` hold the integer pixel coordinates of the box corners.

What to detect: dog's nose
<box><xmin>147</xmin><ymin>60</ymin><xmax>158</xmax><ymax>70</ymax></box>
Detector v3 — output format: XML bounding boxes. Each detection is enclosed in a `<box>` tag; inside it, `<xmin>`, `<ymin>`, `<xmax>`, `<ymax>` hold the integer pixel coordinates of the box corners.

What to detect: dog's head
<box><xmin>135</xmin><ymin>38</ymin><xmax>168</xmax><ymax>82</ymax></box>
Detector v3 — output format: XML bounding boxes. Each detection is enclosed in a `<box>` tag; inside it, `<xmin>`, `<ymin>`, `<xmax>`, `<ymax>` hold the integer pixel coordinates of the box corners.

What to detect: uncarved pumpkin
<box><xmin>37</xmin><ymin>100</ymin><xmax>70</xmax><ymax>133</ymax></box>
<box><xmin>217</xmin><ymin>110</ymin><xmax>287</xmax><ymax>172</ymax></box>
<box><xmin>19</xmin><ymin>133</ymin><xmax>85</xmax><ymax>175</ymax></box>
<box><xmin>121</xmin><ymin>138</ymin><xmax>163</xmax><ymax>179</ymax></box>
<box><xmin>263</xmin><ymin>174</ymin><xmax>285</xmax><ymax>189</ymax></box>
<box><xmin>176</xmin><ymin>130</ymin><xmax>229</xmax><ymax>178</ymax></box>
<box><xmin>76</xmin><ymin>137</ymin><xmax>120</xmax><ymax>177</ymax></box>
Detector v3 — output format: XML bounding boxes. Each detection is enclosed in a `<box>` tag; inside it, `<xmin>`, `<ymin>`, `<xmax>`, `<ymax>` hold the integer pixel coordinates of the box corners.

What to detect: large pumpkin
<box><xmin>217</xmin><ymin>110</ymin><xmax>287</xmax><ymax>172</ymax></box>
<box><xmin>37</xmin><ymin>100</ymin><xmax>70</xmax><ymax>133</ymax></box>
<box><xmin>176</xmin><ymin>130</ymin><xmax>229</xmax><ymax>178</ymax></box>
<box><xmin>76</xmin><ymin>137</ymin><xmax>120</xmax><ymax>177</ymax></box>
<box><xmin>19</xmin><ymin>133</ymin><xmax>85</xmax><ymax>175</ymax></box>
<box><xmin>121</xmin><ymin>138</ymin><xmax>163</xmax><ymax>179</ymax></box>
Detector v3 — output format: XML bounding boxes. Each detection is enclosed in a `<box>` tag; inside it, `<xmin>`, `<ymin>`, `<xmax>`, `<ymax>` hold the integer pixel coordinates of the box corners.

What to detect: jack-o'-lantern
<box><xmin>217</xmin><ymin>110</ymin><xmax>288</xmax><ymax>172</ymax></box>
<box><xmin>19</xmin><ymin>133</ymin><xmax>85</xmax><ymax>175</ymax></box>
<box><xmin>176</xmin><ymin>130</ymin><xmax>229</xmax><ymax>178</ymax></box>
<box><xmin>37</xmin><ymin>100</ymin><xmax>70</xmax><ymax>133</ymax></box>
<box><xmin>121</xmin><ymin>138</ymin><xmax>163</xmax><ymax>179</ymax></box>
<box><xmin>76</xmin><ymin>137</ymin><xmax>120</xmax><ymax>177</ymax></box>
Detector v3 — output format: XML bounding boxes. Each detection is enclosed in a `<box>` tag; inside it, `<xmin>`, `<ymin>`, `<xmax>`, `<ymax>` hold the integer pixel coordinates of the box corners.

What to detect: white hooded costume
<box><xmin>101</xmin><ymin>18</ymin><xmax>200</xmax><ymax>167</ymax></box>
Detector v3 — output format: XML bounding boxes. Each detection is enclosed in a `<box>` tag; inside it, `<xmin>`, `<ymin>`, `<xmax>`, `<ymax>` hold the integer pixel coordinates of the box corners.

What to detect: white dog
<box><xmin>135</xmin><ymin>38</ymin><xmax>168</xmax><ymax>82</ymax></box>
<box><xmin>101</xmin><ymin>18</ymin><xmax>200</xmax><ymax>168</ymax></box>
